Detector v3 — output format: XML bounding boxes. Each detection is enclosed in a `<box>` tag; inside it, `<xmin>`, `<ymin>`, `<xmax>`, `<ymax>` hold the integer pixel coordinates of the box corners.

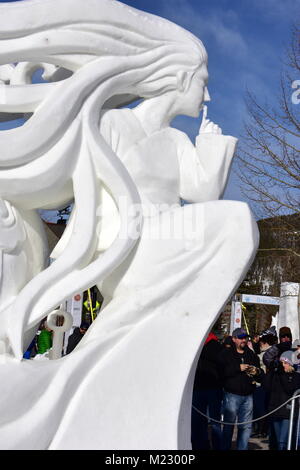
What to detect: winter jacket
<box><xmin>66</xmin><ymin>328</ymin><xmax>84</xmax><ymax>354</ymax></box>
<box><xmin>263</xmin><ymin>364</ymin><xmax>300</xmax><ymax>419</ymax></box>
<box><xmin>193</xmin><ymin>335</ymin><xmax>223</xmax><ymax>390</ymax></box>
<box><xmin>37</xmin><ymin>330</ymin><xmax>52</xmax><ymax>355</ymax></box>
<box><xmin>263</xmin><ymin>342</ymin><xmax>292</xmax><ymax>370</ymax></box>
<box><xmin>258</xmin><ymin>345</ymin><xmax>272</xmax><ymax>373</ymax></box>
<box><xmin>252</xmin><ymin>341</ymin><xmax>261</xmax><ymax>355</ymax></box>
<box><xmin>219</xmin><ymin>345</ymin><xmax>263</xmax><ymax>396</ymax></box>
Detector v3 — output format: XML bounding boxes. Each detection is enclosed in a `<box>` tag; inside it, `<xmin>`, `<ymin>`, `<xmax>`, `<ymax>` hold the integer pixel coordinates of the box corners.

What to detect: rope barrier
<box><xmin>193</xmin><ymin>393</ymin><xmax>300</xmax><ymax>426</ymax></box>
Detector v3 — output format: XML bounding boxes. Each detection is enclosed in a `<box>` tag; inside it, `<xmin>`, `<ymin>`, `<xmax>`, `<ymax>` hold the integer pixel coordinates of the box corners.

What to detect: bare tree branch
<box><xmin>258</xmin><ymin>248</ymin><xmax>300</xmax><ymax>258</ymax></box>
<box><xmin>237</xmin><ymin>25</ymin><xmax>300</xmax><ymax>241</ymax></box>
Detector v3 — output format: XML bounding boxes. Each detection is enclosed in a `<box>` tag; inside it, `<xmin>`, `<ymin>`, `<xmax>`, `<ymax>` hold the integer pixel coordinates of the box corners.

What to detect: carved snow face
<box><xmin>178</xmin><ymin>63</ymin><xmax>210</xmax><ymax>118</ymax></box>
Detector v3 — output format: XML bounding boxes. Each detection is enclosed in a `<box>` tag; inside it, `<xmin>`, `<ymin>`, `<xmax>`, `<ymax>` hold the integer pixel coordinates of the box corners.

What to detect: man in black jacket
<box><xmin>219</xmin><ymin>328</ymin><xmax>264</xmax><ymax>450</ymax></box>
<box><xmin>191</xmin><ymin>332</ymin><xmax>223</xmax><ymax>450</ymax></box>
<box><xmin>66</xmin><ymin>322</ymin><xmax>89</xmax><ymax>354</ymax></box>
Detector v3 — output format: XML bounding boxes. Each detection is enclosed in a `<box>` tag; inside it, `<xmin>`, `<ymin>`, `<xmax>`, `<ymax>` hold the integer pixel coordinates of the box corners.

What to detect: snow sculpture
<box><xmin>278</xmin><ymin>283</ymin><xmax>300</xmax><ymax>339</ymax></box>
<box><xmin>0</xmin><ymin>0</ymin><xmax>259</xmax><ymax>449</ymax></box>
<box><xmin>46</xmin><ymin>310</ymin><xmax>73</xmax><ymax>360</ymax></box>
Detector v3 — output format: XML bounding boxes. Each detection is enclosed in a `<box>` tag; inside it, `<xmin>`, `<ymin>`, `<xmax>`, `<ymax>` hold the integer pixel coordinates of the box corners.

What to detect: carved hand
<box><xmin>199</xmin><ymin>105</ymin><xmax>222</xmax><ymax>135</ymax></box>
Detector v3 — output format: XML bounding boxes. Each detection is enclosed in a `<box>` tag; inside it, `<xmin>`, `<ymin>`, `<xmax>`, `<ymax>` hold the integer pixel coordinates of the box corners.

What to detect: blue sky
<box><xmin>0</xmin><ymin>0</ymin><xmax>299</xmax><ymax>208</ymax></box>
<box><xmin>122</xmin><ymin>0</ymin><xmax>300</xmax><ymax>201</ymax></box>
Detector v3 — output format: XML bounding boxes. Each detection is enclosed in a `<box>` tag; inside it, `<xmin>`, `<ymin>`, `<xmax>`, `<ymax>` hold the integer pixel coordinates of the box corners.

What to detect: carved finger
<box><xmin>200</xmin><ymin>121</ymin><xmax>209</xmax><ymax>133</ymax></box>
<box><xmin>200</xmin><ymin>119</ymin><xmax>212</xmax><ymax>132</ymax></box>
<box><xmin>201</xmin><ymin>104</ymin><xmax>208</xmax><ymax>124</ymax></box>
<box><xmin>199</xmin><ymin>105</ymin><xmax>208</xmax><ymax>132</ymax></box>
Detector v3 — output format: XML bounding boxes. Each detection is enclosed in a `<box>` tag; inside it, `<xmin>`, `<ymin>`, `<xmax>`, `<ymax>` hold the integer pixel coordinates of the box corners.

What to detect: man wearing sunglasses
<box><xmin>219</xmin><ymin>328</ymin><xmax>263</xmax><ymax>450</ymax></box>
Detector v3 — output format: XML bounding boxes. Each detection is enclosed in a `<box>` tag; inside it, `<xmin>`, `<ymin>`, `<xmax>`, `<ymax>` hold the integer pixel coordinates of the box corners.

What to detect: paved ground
<box><xmin>233</xmin><ymin>428</ymin><xmax>269</xmax><ymax>450</ymax></box>
<box><xmin>206</xmin><ymin>425</ymin><xmax>270</xmax><ymax>450</ymax></box>
<box><xmin>229</xmin><ymin>435</ymin><xmax>269</xmax><ymax>450</ymax></box>
<box><xmin>248</xmin><ymin>435</ymin><xmax>269</xmax><ymax>450</ymax></box>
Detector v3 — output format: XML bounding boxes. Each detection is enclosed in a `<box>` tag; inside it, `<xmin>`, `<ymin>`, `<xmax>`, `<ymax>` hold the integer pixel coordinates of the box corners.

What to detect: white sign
<box><xmin>242</xmin><ymin>294</ymin><xmax>280</xmax><ymax>306</ymax></box>
<box><xmin>63</xmin><ymin>293</ymin><xmax>83</xmax><ymax>354</ymax></box>
<box><xmin>230</xmin><ymin>301</ymin><xmax>242</xmax><ymax>333</ymax></box>
<box><xmin>66</xmin><ymin>293</ymin><xmax>83</xmax><ymax>327</ymax></box>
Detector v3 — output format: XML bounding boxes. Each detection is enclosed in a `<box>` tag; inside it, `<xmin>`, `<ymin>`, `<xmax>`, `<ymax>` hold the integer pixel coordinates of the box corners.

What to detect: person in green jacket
<box><xmin>37</xmin><ymin>322</ymin><xmax>53</xmax><ymax>354</ymax></box>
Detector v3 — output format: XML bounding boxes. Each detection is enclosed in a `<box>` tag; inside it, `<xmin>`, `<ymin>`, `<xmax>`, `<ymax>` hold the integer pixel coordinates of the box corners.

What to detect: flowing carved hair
<box><xmin>0</xmin><ymin>0</ymin><xmax>207</xmax><ymax>358</ymax></box>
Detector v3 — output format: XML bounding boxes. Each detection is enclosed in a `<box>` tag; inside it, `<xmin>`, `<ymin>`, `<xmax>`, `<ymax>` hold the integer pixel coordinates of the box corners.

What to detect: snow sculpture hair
<box><xmin>0</xmin><ymin>0</ymin><xmax>207</xmax><ymax>358</ymax></box>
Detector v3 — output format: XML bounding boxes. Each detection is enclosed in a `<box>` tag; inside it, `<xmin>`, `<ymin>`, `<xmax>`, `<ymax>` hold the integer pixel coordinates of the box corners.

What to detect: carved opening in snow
<box><xmin>0</xmin><ymin>63</ymin><xmax>73</xmax><ymax>128</ymax></box>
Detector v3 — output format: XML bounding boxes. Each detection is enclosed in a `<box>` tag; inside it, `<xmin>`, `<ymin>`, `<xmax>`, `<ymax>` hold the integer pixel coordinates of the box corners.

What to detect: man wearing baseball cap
<box><xmin>219</xmin><ymin>327</ymin><xmax>264</xmax><ymax>450</ymax></box>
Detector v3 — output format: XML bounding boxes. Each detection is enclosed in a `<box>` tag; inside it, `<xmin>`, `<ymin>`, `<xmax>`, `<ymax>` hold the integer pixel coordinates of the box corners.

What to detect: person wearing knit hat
<box><xmin>252</xmin><ymin>327</ymin><xmax>278</xmax><ymax>438</ymax></box>
<box><xmin>259</xmin><ymin>326</ymin><xmax>278</xmax><ymax>369</ymax></box>
<box><xmin>263</xmin><ymin>326</ymin><xmax>292</xmax><ymax>370</ymax></box>
<box><xmin>279</xmin><ymin>326</ymin><xmax>292</xmax><ymax>341</ymax></box>
<box><xmin>260</xmin><ymin>326</ymin><xmax>277</xmax><ymax>338</ymax></box>
<box><xmin>280</xmin><ymin>351</ymin><xmax>295</xmax><ymax>369</ymax></box>
<box><xmin>292</xmin><ymin>339</ymin><xmax>300</xmax><ymax>350</ymax></box>
<box><xmin>279</xmin><ymin>326</ymin><xmax>292</xmax><ymax>342</ymax></box>
<box><xmin>263</xmin><ymin>348</ymin><xmax>300</xmax><ymax>450</ymax></box>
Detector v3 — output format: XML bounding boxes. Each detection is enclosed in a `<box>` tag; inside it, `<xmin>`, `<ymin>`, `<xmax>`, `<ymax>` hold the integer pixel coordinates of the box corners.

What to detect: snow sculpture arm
<box><xmin>176</xmin><ymin>106</ymin><xmax>237</xmax><ymax>202</ymax></box>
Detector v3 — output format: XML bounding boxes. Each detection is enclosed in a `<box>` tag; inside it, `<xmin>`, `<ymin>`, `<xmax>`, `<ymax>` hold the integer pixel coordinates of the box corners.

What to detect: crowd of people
<box><xmin>192</xmin><ymin>326</ymin><xmax>300</xmax><ymax>451</ymax></box>
<box><xmin>23</xmin><ymin>319</ymin><xmax>90</xmax><ymax>358</ymax></box>
<box><xmin>21</xmin><ymin>311</ymin><xmax>300</xmax><ymax>452</ymax></box>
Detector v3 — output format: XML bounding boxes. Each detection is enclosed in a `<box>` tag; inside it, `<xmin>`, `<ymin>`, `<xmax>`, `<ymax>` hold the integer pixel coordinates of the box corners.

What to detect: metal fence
<box><xmin>193</xmin><ymin>389</ymin><xmax>300</xmax><ymax>450</ymax></box>
<box><xmin>287</xmin><ymin>389</ymin><xmax>300</xmax><ymax>450</ymax></box>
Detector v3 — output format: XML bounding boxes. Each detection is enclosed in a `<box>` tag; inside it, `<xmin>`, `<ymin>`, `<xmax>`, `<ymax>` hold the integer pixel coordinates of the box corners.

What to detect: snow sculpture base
<box><xmin>51</xmin><ymin>203</ymin><xmax>258</xmax><ymax>450</ymax></box>
<box><xmin>0</xmin><ymin>202</ymin><xmax>257</xmax><ymax>450</ymax></box>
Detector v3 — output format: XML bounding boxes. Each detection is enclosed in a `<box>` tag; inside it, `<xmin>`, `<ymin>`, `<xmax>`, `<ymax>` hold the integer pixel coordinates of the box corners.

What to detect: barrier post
<box><xmin>287</xmin><ymin>389</ymin><xmax>300</xmax><ymax>450</ymax></box>
<box><xmin>296</xmin><ymin>400</ymin><xmax>300</xmax><ymax>450</ymax></box>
